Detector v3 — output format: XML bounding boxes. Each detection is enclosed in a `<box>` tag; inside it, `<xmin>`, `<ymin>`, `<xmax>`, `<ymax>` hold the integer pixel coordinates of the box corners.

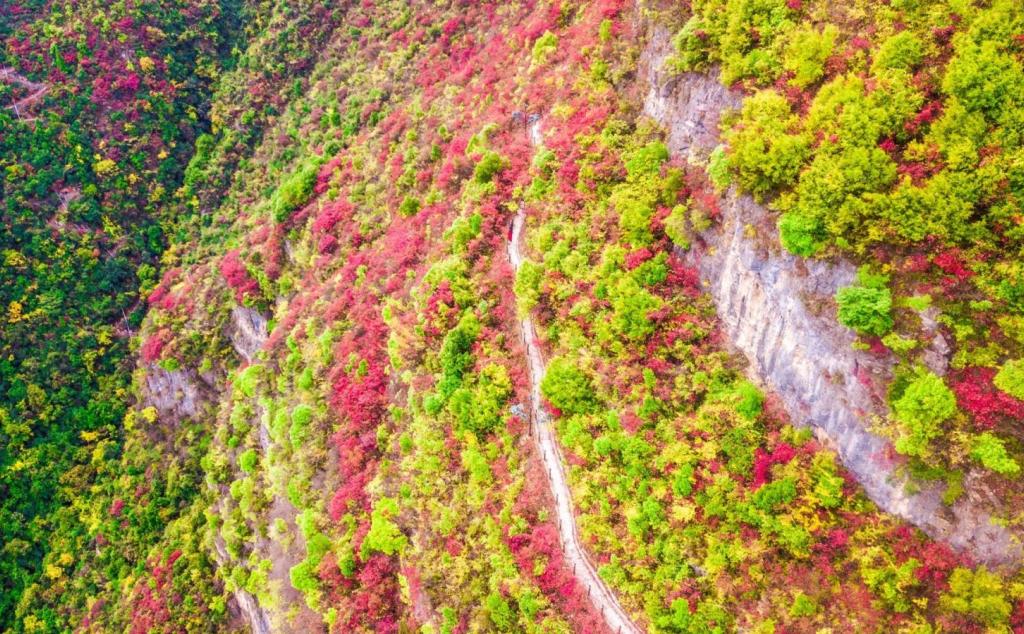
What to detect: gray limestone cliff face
<box><xmin>141</xmin><ymin>305</ymin><xmax>278</xmax><ymax>632</ymax></box>
<box><xmin>641</xmin><ymin>26</ymin><xmax>1020</xmax><ymax>567</ymax></box>
<box><xmin>229</xmin><ymin>305</ymin><xmax>269</xmax><ymax>363</ymax></box>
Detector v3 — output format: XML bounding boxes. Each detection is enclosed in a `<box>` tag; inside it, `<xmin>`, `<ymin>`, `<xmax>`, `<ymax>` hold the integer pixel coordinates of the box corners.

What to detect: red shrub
<box><xmin>219</xmin><ymin>249</ymin><xmax>260</xmax><ymax>303</ymax></box>
<box><xmin>952</xmin><ymin>367</ymin><xmax>1024</xmax><ymax>430</ymax></box>
<box><xmin>140</xmin><ymin>329</ymin><xmax>171</xmax><ymax>363</ymax></box>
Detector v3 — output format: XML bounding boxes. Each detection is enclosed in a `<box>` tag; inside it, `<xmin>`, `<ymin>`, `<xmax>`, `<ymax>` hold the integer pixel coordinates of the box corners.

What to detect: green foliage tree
<box><xmin>362</xmin><ymin>497</ymin><xmax>407</xmax><ymax>557</ymax></box>
<box><xmin>541</xmin><ymin>356</ymin><xmax>596</xmax><ymax>417</ymax></box>
<box><xmin>290</xmin><ymin>404</ymin><xmax>314</xmax><ymax>447</ymax></box>
<box><xmin>782</xmin><ymin>25</ymin><xmax>837</xmax><ymax>88</ymax></box>
<box><xmin>724</xmin><ymin>90</ymin><xmax>811</xmax><ymax>198</ymax></box>
<box><xmin>531</xmin><ymin>31</ymin><xmax>559</xmax><ymax>65</ymax></box>
<box><xmin>473</xmin><ymin>151</ymin><xmax>506</xmax><ymax>184</ymax></box>
<box><xmin>871</xmin><ymin>31</ymin><xmax>924</xmax><ymax>74</ymax></box>
<box><xmin>940</xmin><ymin>567</ymin><xmax>1012</xmax><ymax>627</ymax></box>
<box><xmin>970</xmin><ymin>432</ymin><xmax>1020</xmax><ymax>475</ymax></box>
<box><xmin>835</xmin><ymin>285</ymin><xmax>893</xmax><ymax>336</ymax></box>
<box><xmin>272</xmin><ymin>162</ymin><xmax>318</xmax><ymax>222</ymax></box>
<box><xmin>891</xmin><ymin>370</ymin><xmax>958</xmax><ymax>458</ymax></box>
<box><xmin>993</xmin><ymin>359</ymin><xmax>1024</xmax><ymax>400</ymax></box>
<box><xmin>238</xmin><ymin>449</ymin><xmax>259</xmax><ymax>474</ymax></box>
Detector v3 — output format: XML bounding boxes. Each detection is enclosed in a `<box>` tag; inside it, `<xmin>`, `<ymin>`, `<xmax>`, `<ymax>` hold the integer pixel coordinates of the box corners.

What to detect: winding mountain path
<box><xmin>1</xmin><ymin>66</ymin><xmax>48</xmax><ymax>119</ymax></box>
<box><xmin>508</xmin><ymin>120</ymin><xmax>641</xmax><ymax>634</ymax></box>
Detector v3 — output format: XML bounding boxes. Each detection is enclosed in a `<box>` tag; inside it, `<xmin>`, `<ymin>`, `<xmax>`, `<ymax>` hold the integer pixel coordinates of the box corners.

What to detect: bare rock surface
<box><xmin>142</xmin><ymin>366</ymin><xmax>208</xmax><ymax>421</ymax></box>
<box><xmin>641</xmin><ymin>25</ymin><xmax>1020</xmax><ymax>567</ymax></box>
<box><xmin>229</xmin><ymin>305</ymin><xmax>269</xmax><ymax>362</ymax></box>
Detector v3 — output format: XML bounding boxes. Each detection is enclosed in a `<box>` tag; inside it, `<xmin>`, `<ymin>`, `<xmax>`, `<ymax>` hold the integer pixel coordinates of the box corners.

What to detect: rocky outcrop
<box><xmin>142</xmin><ymin>367</ymin><xmax>212</xmax><ymax>421</ymax></box>
<box><xmin>229</xmin><ymin>305</ymin><xmax>269</xmax><ymax>362</ymax></box>
<box><xmin>641</xmin><ymin>25</ymin><xmax>1021</xmax><ymax>568</ymax></box>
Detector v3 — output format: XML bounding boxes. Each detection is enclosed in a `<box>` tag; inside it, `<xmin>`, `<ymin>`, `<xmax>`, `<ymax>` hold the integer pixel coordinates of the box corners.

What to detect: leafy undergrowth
<box><xmin>0</xmin><ymin>0</ymin><xmax>255</xmax><ymax>628</ymax></box>
<box><xmin>669</xmin><ymin>0</ymin><xmax>1024</xmax><ymax>506</ymax></box>
<box><xmin>8</xmin><ymin>0</ymin><xmax>1024</xmax><ymax>633</ymax></box>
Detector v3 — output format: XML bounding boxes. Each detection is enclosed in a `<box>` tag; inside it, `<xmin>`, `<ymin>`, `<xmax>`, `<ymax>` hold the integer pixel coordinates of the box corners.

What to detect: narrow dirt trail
<box><xmin>509</xmin><ymin>120</ymin><xmax>641</xmax><ymax>634</ymax></box>
<box><xmin>1</xmin><ymin>66</ymin><xmax>49</xmax><ymax>116</ymax></box>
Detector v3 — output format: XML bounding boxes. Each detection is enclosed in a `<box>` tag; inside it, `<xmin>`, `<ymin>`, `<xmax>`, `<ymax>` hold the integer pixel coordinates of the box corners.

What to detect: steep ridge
<box><xmin>641</xmin><ymin>25</ymin><xmax>1021</xmax><ymax>567</ymax></box>
<box><xmin>508</xmin><ymin>121</ymin><xmax>641</xmax><ymax>634</ymax></box>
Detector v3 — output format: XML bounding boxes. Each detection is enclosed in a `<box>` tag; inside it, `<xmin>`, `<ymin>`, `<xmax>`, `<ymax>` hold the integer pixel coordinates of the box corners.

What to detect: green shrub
<box><xmin>732</xmin><ymin>381</ymin><xmax>765</xmax><ymax>421</ymax></box>
<box><xmin>361</xmin><ymin>497</ymin><xmax>407</xmax><ymax>557</ymax></box>
<box><xmin>707</xmin><ymin>145</ymin><xmax>731</xmax><ymax>189</ymax></box>
<box><xmin>449</xmin><ymin>364</ymin><xmax>512</xmax><ymax>436</ymax></box>
<box><xmin>664</xmin><ymin>204</ymin><xmax>691</xmax><ymax>250</ymax></box>
<box><xmin>993</xmin><ymin>359</ymin><xmax>1024</xmax><ymax>400</ymax></box>
<box><xmin>297</xmin><ymin>367</ymin><xmax>314</xmax><ymax>390</ymax></box>
<box><xmin>290</xmin><ymin>404</ymin><xmax>314</xmax><ymax>447</ymax></box>
<box><xmin>486</xmin><ymin>593</ymin><xmax>514</xmax><ymax>631</ymax></box>
<box><xmin>836</xmin><ymin>285</ymin><xmax>893</xmax><ymax>336</ymax></box>
<box><xmin>289</xmin><ymin>560</ymin><xmax>318</xmax><ymax>594</ymax></box>
<box><xmin>236</xmin><ymin>364</ymin><xmax>263</xmax><ymax>398</ymax></box>
<box><xmin>624</xmin><ymin>142</ymin><xmax>668</xmax><ymax>179</ymax></box>
<box><xmin>940</xmin><ymin>567</ymin><xmax>1012</xmax><ymax>627</ymax></box>
<box><xmin>517</xmin><ymin>592</ymin><xmax>540</xmax><ymax>619</ymax></box>
<box><xmin>871</xmin><ymin>31</ymin><xmax>924</xmax><ymax>74</ymax></box>
<box><xmin>609</xmin><ymin>276</ymin><xmax>661</xmax><ymax>341</ymax></box>
<box><xmin>272</xmin><ymin>162</ymin><xmax>318</xmax><ymax>223</ymax></box>
<box><xmin>891</xmin><ymin>370</ymin><xmax>958</xmax><ymax>457</ymax></box>
<box><xmin>433</xmin><ymin>311</ymin><xmax>480</xmax><ymax>406</ymax></box>
<box><xmin>778</xmin><ymin>212</ymin><xmax>825</xmax><ymax>256</ymax></box>
<box><xmin>971</xmin><ymin>432</ymin><xmax>1020</xmax><ymax>475</ymax></box>
<box><xmin>541</xmin><ymin>356</ymin><xmax>596</xmax><ymax>417</ymax></box>
<box><xmin>238</xmin><ymin>449</ymin><xmax>259</xmax><ymax>474</ymax></box>
<box><xmin>514</xmin><ymin>260</ymin><xmax>543</xmax><ymax>313</ymax></box>
<box><xmin>782</xmin><ymin>25</ymin><xmax>837</xmax><ymax>87</ymax></box>
<box><xmin>473</xmin><ymin>151</ymin><xmax>506</xmax><ymax>183</ymax></box>
<box><xmin>789</xmin><ymin>592</ymin><xmax>817</xmax><ymax>617</ymax></box>
<box><xmin>447</xmin><ymin>212</ymin><xmax>482</xmax><ymax>253</ymax></box>
<box><xmin>398</xmin><ymin>195</ymin><xmax>421</xmax><ymax>217</ymax></box>
<box><xmin>724</xmin><ymin>90</ymin><xmax>811</xmax><ymax>197</ymax></box>
<box><xmin>531</xmin><ymin>31</ymin><xmax>558</xmax><ymax>65</ymax></box>
<box><xmin>943</xmin><ymin>38</ymin><xmax>1024</xmax><ymax>116</ymax></box>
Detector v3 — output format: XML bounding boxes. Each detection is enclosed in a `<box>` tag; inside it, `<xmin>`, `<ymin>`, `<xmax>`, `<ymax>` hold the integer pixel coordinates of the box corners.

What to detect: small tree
<box><xmin>970</xmin><ymin>432</ymin><xmax>1020</xmax><ymax>476</ymax></box>
<box><xmin>940</xmin><ymin>567</ymin><xmax>1012</xmax><ymax>628</ymax></box>
<box><xmin>891</xmin><ymin>370</ymin><xmax>958</xmax><ymax>457</ymax></box>
<box><xmin>836</xmin><ymin>285</ymin><xmax>893</xmax><ymax>336</ymax></box>
<box><xmin>994</xmin><ymin>359</ymin><xmax>1024</xmax><ymax>400</ymax></box>
<box><xmin>541</xmin><ymin>356</ymin><xmax>596</xmax><ymax>417</ymax></box>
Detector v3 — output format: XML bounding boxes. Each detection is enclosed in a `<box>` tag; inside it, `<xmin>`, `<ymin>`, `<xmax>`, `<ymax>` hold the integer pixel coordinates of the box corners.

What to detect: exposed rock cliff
<box><xmin>641</xmin><ymin>25</ymin><xmax>1021</xmax><ymax>567</ymax></box>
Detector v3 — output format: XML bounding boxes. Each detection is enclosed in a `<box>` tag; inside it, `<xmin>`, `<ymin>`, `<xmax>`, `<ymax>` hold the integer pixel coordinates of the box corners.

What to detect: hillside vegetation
<box><xmin>2</xmin><ymin>1</ymin><xmax>1024</xmax><ymax>633</ymax></box>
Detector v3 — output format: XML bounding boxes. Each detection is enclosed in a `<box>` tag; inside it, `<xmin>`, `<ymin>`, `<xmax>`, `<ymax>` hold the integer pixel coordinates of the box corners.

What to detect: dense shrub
<box><xmin>723</xmin><ymin>90</ymin><xmax>811</xmax><ymax>198</ymax></box>
<box><xmin>272</xmin><ymin>162</ymin><xmax>319</xmax><ymax>223</ymax></box>
<box><xmin>473</xmin><ymin>151</ymin><xmax>506</xmax><ymax>184</ymax></box>
<box><xmin>871</xmin><ymin>31</ymin><xmax>925</xmax><ymax>74</ymax></box>
<box><xmin>541</xmin><ymin>357</ymin><xmax>596</xmax><ymax>417</ymax></box>
<box><xmin>238</xmin><ymin>449</ymin><xmax>259</xmax><ymax>474</ymax></box>
<box><xmin>941</xmin><ymin>567</ymin><xmax>1012</xmax><ymax>627</ymax></box>
<box><xmin>970</xmin><ymin>433</ymin><xmax>1020</xmax><ymax>476</ymax></box>
<box><xmin>994</xmin><ymin>359</ymin><xmax>1024</xmax><ymax>400</ymax></box>
<box><xmin>891</xmin><ymin>370</ymin><xmax>958</xmax><ymax>458</ymax></box>
<box><xmin>835</xmin><ymin>285</ymin><xmax>893</xmax><ymax>336</ymax></box>
<box><xmin>782</xmin><ymin>24</ymin><xmax>837</xmax><ymax>87</ymax></box>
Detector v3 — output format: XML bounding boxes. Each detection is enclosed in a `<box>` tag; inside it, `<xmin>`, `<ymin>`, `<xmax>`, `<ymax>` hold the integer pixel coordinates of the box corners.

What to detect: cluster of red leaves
<box><xmin>125</xmin><ymin>550</ymin><xmax>188</xmax><ymax>634</ymax></box>
<box><xmin>751</xmin><ymin>442</ymin><xmax>797</xmax><ymax>488</ymax></box>
<box><xmin>904</xmin><ymin>100</ymin><xmax>943</xmax><ymax>136</ymax></box>
<box><xmin>889</xmin><ymin>525</ymin><xmax>964</xmax><ymax>587</ymax></box>
<box><xmin>951</xmin><ymin>367</ymin><xmax>1024</xmax><ymax>430</ymax></box>
<box><xmin>507</xmin><ymin>465</ymin><xmax>607</xmax><ymax>632</ymax></box>
<box><xmin>218</xmin><ymin>249</ymin><xmax>260</xmax><ymax>303</ymax></box>
<box><xmin>140</xmin><ymin>328</ymin><xmax>171</xmax><ymax>363</ymax></box>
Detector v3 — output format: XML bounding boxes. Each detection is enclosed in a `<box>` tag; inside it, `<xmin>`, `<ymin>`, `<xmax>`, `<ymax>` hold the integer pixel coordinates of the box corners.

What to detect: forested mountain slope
<box><xmin>3</xmin><ymin>1</ymin><xmax>1024</xmax><ymax>633</ymax></box>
